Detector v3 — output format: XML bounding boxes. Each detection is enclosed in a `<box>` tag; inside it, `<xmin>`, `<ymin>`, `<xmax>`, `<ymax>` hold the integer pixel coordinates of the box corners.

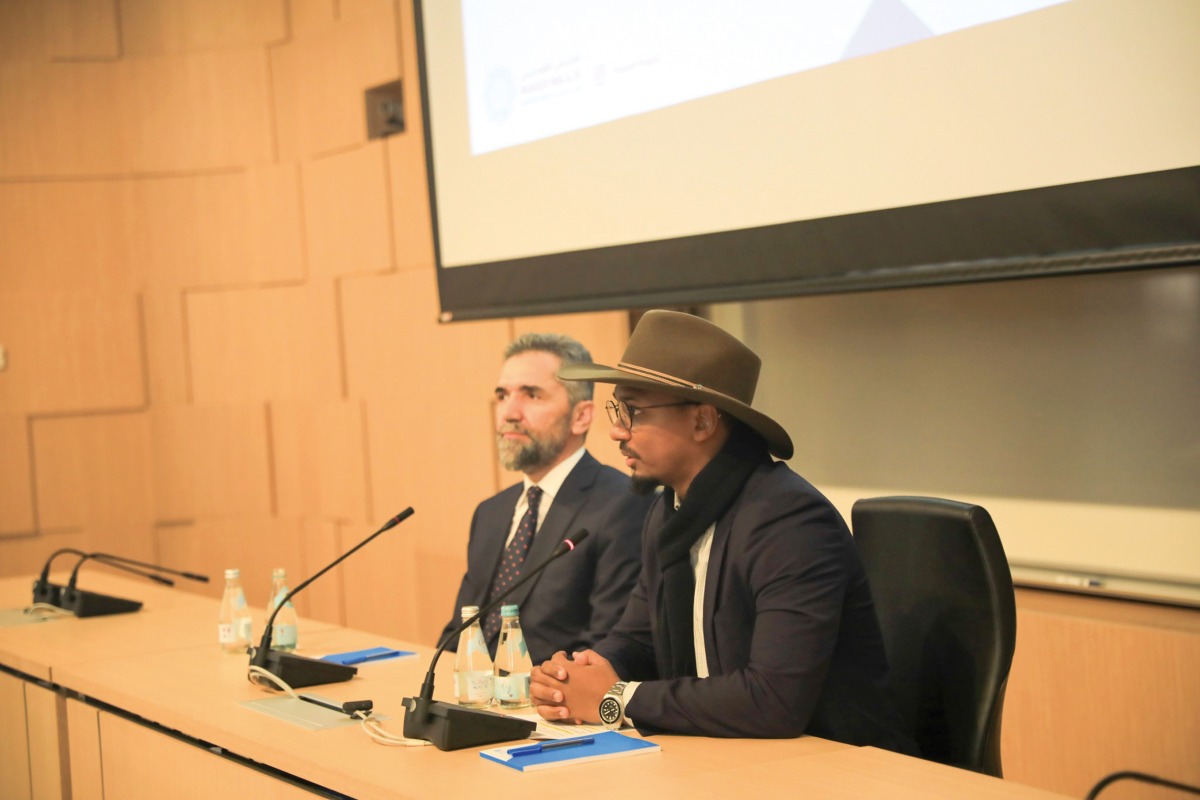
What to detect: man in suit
<box><xmin>440</xmin><ymin>333</ymin><xmax>654</xmax><ymax>664</ymax></box>
<box><xmin>529</xmin><ymin>311</ymin><xmax>916</xmax><ymax>752</ymax></box>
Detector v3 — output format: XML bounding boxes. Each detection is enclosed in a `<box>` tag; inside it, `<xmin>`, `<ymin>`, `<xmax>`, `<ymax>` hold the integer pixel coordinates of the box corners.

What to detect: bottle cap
<box><xmin>272</xmin><ymin>567</ymin><xmax>286</xmax><ymax>579</ymax></box>
<box><xmin>461</xmin><ymin>605</ymin><xmax>480</xmax><ymax>616</ymax></box>
<box><xmin>500</xmin><ymin>604</ymin><xmax>519</xmax><ymax>617</ymax></box>
<box><xmin>224</xmin><ymin>568</ymin><xmax>240</xmax><ymax>580</ymax></box>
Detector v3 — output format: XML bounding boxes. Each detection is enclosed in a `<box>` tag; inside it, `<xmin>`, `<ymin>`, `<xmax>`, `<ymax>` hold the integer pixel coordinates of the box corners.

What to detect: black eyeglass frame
<box><xmin>605</xmin><ymin>399</ymin><xmax>698</xmax><ymax>431</ymax></box>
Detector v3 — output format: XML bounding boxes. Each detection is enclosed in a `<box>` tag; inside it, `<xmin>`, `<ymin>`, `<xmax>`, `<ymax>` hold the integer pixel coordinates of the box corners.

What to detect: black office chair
<box><xmin>851</xmin><ymin>496</ymin><xmax>1017</xmax><ymax>778</ymax></box>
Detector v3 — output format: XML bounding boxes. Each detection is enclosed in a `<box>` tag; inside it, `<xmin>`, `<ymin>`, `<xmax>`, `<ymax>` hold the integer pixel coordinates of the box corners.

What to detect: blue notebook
<box><xmin>480</xmin><ymin>731</ymin><xmax>660</xmax><ymax>771</ymax></box>
<box><xmin>319</xmin><ymin>647</ymin><xmax>415</xmax><ymax>665</ymax></box>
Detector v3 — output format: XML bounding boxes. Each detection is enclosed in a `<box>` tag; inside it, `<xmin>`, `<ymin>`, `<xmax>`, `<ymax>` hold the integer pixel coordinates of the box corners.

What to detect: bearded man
<box><xmin>439</xmin><ymin>333</ymin><xmax>654</xmax><ymax>663</ymax></box>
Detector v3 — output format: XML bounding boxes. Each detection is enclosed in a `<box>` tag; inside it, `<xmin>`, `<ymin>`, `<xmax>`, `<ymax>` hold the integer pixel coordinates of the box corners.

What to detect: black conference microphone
<box><xmin>402</xmin><ymin>529</ymin><xmax>590</xmax><ymax>751</ymax></box>
<box><xmin>34</xmin><ymin>549</ymin><xmax>199</xmax><ymax>616</ymax></box>
<box><xmin>249</xmin><ymin>508</ymin><xmax>414</xmax><ymax>689</ymax></box>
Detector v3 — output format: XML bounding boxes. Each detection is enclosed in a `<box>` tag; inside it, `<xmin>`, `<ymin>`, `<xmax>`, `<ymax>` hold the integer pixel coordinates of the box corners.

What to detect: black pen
<box><xmin>508</xmin><ymin>736</ymin><xmax>595</xmax><ymax>757</ymax></box>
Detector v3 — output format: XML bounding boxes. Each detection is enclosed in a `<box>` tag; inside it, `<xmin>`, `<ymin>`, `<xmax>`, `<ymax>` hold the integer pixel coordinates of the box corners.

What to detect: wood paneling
<box><xmin>46</xmin><ymin>0</ymin><xmax>121</xmax><ymax>61</ymax></box>
<box><xmin>1004</xmin><ymin>590</ymin><xmax>1200</xmax><ymax>800</ymax></box>
<box><xmin>120</xmin><ymin>0</ymin><xmax>287</xmax><ymax>56</ymax></box>
<box><xmin>0</xmin><ymin>52</ymin><xmax>273</xmax><ymax>177</ymax></box>
<box><xmin>24</xmin><ymin>681</ymin><xmax>67</xmax><ymax>800</ymax></box>
<box><xmin>150</xmin><ymin>404</ymin><xmax>273</xmax><ymax>519</ymax></box>
<box><xmin>0</xmin><ymin>415</ymin><xmax>36</xmax><ymax>536</ymax></box>
<box><xmin>0</xmin><ymin>670</ymin><xmax>32</xmax><ymax>800</ymax></box>
<box><xmin>302</xmin><ymin>142</ymin><xmax>393</xmax><ymax>277</ymax></box>
<box><xmin>187</xmin><ymin>283</ymin><xmax>343</xmax><ymax>404</ymax></box>
<box><xmin>65</xmin><ymin>699</ymin><xmax>102</xmax><ymax>800</ymax></box>
<box><xmin>0</xmin><ymin>291</ymin><xmax>145</xmax><ymax>415</ymax></box>
<box><xmin>270</xmin><ymin>400</ymin><xmax>368</xmax><ymax>522</ymax></box>
<box><xmin>268</xmin><ymin>0</ymin><xmax>400</xmax><ymax>160</ymax></box>
<box><xmin>32</xmin><ymin>413</ymin><xmax>153</xmax><ymax>530</ymax></box>
<box><xmin>98</xmin><ymin>710</ymin><xmax>315</xmax><ymax>798</ymax></box>
<box><xmin>154</xmin><ymin>516</ymin><xmax>305</xmax><ymax>615</ymax></box>
<box><xmin>298</xmin><ymin>516</ymin><xmax>344</xmax><ymax>625</ymax></box>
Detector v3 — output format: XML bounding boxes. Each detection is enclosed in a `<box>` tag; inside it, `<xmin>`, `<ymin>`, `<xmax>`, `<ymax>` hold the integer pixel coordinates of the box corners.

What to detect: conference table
<box><xmin>1</xmin><ymin>573</ymin><xmax>1072</xmax><ymax>799</ymax></box>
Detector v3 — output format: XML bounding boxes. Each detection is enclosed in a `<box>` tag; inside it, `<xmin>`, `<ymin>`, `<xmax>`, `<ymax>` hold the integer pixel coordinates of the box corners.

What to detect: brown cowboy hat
<box><xmin>558</xmin><ymin>310</ymin><xmax>793</xmax><ymax>459</ymax></box>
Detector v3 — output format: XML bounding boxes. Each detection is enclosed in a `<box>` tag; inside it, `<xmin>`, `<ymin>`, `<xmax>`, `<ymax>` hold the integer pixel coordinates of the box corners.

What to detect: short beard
<box><xmin>630</xmin><ymin>475</ymin><xmax>662</xmax><ymax>496</ymax></box>
<box><xmin>497</xmin><ymin>422</ymin><xmax>571</xmax><ymax>474</ymax></box>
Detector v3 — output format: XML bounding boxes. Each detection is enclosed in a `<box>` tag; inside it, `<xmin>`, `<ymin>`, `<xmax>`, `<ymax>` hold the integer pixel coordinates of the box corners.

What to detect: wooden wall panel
<box><xmin>155</xmin><ymin>516</ymin><xmax>305</xmax><ymax>615</ymax></box>
<box><xmin>299</xmin><ymin>517</ymin><xmax>345</xmax><ymax>625</ymax></box>
<box><xmin>0</xmin><ymin>1</ymin><xmax>46</xmax><ymax>61</ymax></box>
<box><xmin>0</xmin><ymin>291</ymin><xmax>144</xmax><ymax>415</ymax></box>
<box><xmin>151</xmin><ymin>404</ymin><xmax>273</xmax><ymax>520</ymax></box>
<box><xmin>0</xmin><ymin>182</ymin><xmax>138</xmax><ymax>295</ymax></box>
<box><xmin>0</xmin><ymin>670</ymin><xmax>32</xmax><ymax>800</ymax></box>
<box><xmin>0</xmin><ymin>52</ymin><xmax>272</xmax><ymax>178</ymax></box>
<box><xmin>268</xmin><ymin>1</ymin><xmax>400</xmax><ymax>160</ymax></box>
<box><xmin>46</xmin><ymin>0</ymin><xmax>121</xmax><ymax>60</ymax></box>
<box><xmin>120</xmin><ymin>0</ymin><xmax>287</xmax><ymax>56</ymax></box>
<box><xmin>270</xmin><ymin>400</ymin><xmax>368</xmax><ymax>522</ymax></box>
<box><xmin>130</xmin><ymin>170</ymin><xmax>299</xmax><ymax>288</ymax></box>
<box><xmin>0</xmin><ymin>62</ymin><xmax>123</xmax><ymax>176</ymax></box>
<box><xmin>0</xmin><ymin>415</ymin><xmax>36</xmax><ymax>536</ymax></box>
<box><xmin>98</xmin><ymin>710</ymin><xmax>316</xmax><ymax>799</ymax></box>
<box><xmin>386</xmin><ymin>131</ymin><xmax>434</xmax><ymax>272</ymax></box>
<box><xmin>187</xmin><ymin>283</ymin><xmax>343</xmax><ymax>404</ymax></box>
<box><xmin>65</xmin><ymin>699</ymin><xmax>103</xmax><ymax>800</ymax></box>
<box><xmin>141</xmin><ymin>288</ymin><xmax>191</xmax><ymax>406</ymax></box>
<box><xmin>31</xmin><ymin>413</ymin><xmax>154</xmax><ymax>530</ymax></box>
<box><xmin>24</xmin><ymin>682</ymin><xmax>67</xmax><ymax>800</ymax></box>
<box><xmin>0</xmin><ymin>172</ymin><xmax>300</xmax><ymax>295</ymax></box>
<box><xmin>0</xmin><ymin>0</ymin><xmax>120</xmax><ymax>61</ymax></box>
<box><xmin>1004</xmin><ymin>590</ymin><xmax>1200</xmax><ymax>800</ymax></box>
<box><xmin>302</xmin><ymin>142</ymin><xmax>393</xmax><ymax>276</ymax></box>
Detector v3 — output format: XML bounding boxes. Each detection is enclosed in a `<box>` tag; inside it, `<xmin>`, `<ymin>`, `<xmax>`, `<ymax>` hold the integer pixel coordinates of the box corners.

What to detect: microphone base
<box><xmin>38</xmin><ymin>583</ymin><xmax>144</xmax><ymax>617</ymax></box>
<box><xmin>252</xmin><ymin>649</ymin><xmax>357</xmax><ymax>689</ymax></box>
<box><xmin>401</xmin><ymin>696</ymin><xmax>537</xmax><ymax>751</ymax></box>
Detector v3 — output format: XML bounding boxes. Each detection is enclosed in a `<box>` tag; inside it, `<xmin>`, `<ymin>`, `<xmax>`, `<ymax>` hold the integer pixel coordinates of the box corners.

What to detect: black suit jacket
<box><xmin>595</xmin><ymin>460</ymin><xmax>916</xmax><ymax>753</ymax></box>
<box><xmin>441</xmin><ymin>451</ymin><xmax>654</xmax><ymax>664</ymax></box>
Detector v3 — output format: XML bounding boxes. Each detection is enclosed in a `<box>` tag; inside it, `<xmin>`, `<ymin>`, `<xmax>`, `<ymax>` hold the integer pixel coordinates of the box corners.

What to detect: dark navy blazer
<box><xmin>441</xmin><ymin>451</ymin><xmax>654</xmax><ymax>664</ymax></box>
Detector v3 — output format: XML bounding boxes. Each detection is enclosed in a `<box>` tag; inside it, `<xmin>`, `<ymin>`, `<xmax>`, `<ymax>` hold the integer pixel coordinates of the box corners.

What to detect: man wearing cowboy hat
<box><xmin>438</xmin><ymin>332</ymin><xmax>654</xmax><ymax>663</ymax></box>
<box><xmin>529</xmin><ymin>311</ymin><xmax>915</xmax><ymax>751</ymax></box>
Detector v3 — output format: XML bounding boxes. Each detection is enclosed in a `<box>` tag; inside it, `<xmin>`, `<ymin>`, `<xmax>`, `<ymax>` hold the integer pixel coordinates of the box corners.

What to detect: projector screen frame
<box><xmin>414</xmin><ymin>2</ymin><xmax>1200</xmax><ymax>322</ymax></box>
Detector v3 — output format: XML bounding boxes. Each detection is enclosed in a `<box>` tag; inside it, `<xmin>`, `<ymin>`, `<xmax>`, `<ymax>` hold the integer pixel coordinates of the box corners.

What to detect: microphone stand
<box><xmin>248</xmin><ymin>508</ymin><xmax>414</xmax><ymax>689</ymax></box>
<box><xmin>33</xmin><ymin>550</ymin><xmax>208</xmax><ymax>617</ymax></box>
<box><xmin>402</xmin><ymin>530</ymin><xmax>589</xmax><ymax>751</ymax></box>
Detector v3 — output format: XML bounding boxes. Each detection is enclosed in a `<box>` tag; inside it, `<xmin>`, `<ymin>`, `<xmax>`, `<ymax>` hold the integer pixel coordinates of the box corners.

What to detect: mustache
<box><xmin>619</xmin><ymin>445</ymin><xmax>639</xmax><ymax>460</ymax></box>
<box><xmin>497</xmin><ymin>423</ymin><xmax>528</xmax><ymax>437</ymax></box>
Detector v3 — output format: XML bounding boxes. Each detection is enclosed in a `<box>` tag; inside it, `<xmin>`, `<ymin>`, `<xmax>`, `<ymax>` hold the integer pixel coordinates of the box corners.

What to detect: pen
<box><xmin>508</xmin><ymin>736</ymin><xmax>595</xmax><ymax>757</ymax></box>
<box><xmin>343</xmin><ymin>650</ymin><xmax>400</xmax><ymax>665</ymax></box>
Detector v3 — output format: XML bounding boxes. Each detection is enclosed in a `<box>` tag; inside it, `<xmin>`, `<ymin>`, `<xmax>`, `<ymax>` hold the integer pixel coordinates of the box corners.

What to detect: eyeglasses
<box><xmin>605</xmin><ymin>399</ymin><xmax>697</xmax><ymax>431</ymax></box>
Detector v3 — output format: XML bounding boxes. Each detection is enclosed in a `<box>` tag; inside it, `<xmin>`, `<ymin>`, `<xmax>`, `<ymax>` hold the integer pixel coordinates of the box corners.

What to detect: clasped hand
<box><xmin>529</xmin><ymin>649</ymin><xmax>618</xmax><ymax>724</ymax></box>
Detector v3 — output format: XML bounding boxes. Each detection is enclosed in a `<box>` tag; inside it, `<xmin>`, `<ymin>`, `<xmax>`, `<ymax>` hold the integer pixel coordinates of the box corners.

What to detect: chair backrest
<box><xmin>851</xmin><ymin>496</ymin><xmax>1017</xmax><ymax>778</ymax></box>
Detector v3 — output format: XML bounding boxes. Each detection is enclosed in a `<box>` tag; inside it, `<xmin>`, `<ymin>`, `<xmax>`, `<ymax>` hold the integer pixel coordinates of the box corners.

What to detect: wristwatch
<box><xmin>599</xmin><ymin>681</ymin><xmax>628</xmax><ymax>729</ymax></box>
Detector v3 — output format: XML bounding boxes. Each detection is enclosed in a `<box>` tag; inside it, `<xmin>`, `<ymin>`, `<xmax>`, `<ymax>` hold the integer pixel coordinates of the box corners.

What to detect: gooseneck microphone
<box><xmin>402</xmin><ymin>529</ymin><xmax>590</xmax><ymax>751</ymax></box>
<box><xmin>249</xmin><ymin>508</ymin><xmax>414</xmax><ymax>689</ymax></box>
<box><xmin>33</xmin><ymin>549</ymin><xmax>210</xmax><ymax>617</ymax></box>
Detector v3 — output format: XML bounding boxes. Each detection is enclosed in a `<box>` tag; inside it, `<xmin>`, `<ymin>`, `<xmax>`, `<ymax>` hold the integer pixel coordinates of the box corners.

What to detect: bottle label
<box><xmin>456</xmin><ymin>670</ymin><xmax>494</xmax><ymax>703</ymax></box>
<box><xmin>237</xmin><ymin>616</ymin><xmax>253</xmax><ymax>643</ymax></box>
<box><xmin>274</xmin><ymin>623</ymin><xmax>298</xmax><ymax>649</ymax></box>
<box><xmin>494</xmin><ymin>672</ymin><xmax>530</xmax><ymax>703</ymax></box>
<box><xmin>217</xmin><ymin>623</ymin><xmax>235</xmax><ymax>645</ymax></box>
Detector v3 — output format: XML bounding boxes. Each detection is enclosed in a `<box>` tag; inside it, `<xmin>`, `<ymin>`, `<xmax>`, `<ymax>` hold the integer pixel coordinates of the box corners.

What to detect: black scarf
<box><xmin>653</xmin><ymin>426</ymin><xmax>768</xmax><ymax>679</ymax></box>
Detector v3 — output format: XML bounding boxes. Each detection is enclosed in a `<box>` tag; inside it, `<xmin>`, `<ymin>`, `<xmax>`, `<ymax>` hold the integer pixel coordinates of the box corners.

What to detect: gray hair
<box><xmin>504</xmin><ymin>332</ymin><xmax>594</xmax><ymax>406</ymax></box>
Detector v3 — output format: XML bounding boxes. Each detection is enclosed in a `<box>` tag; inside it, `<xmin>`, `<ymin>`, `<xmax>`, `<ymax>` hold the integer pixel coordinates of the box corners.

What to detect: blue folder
<box><xmin>480</xmin><ymin>731</ymin><xmax>660</xmax><ymax>771</ymax></box>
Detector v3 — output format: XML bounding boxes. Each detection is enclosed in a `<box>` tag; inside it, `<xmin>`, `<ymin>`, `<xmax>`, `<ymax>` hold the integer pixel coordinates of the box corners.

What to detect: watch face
<box><xmin>599</xmin><ymin>696</ymin><xmax>622</xmax><ymax>726</ymax></box>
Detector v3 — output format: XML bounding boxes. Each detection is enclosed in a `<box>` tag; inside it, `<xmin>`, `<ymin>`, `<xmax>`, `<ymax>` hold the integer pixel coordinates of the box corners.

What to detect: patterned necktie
<box><xmin>483</xmin><ymin>485</ymin><xmax>543</xmax><ymax>644</ymax></box>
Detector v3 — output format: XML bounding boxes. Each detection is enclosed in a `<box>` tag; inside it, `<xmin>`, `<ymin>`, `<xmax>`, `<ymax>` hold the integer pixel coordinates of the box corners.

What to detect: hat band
<box><xmin>617</xmin><ymin>361</ymin><xmax>704</xmax><ymax>391</ymax></box>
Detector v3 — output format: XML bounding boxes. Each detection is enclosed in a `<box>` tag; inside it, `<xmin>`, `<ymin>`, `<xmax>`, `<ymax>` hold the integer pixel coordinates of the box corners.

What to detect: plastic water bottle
<box><xmin>493</xmin><ymin>604</ymin><xmax>532</xmax><ymax>709</ymax></box>
<box><xmin>268</xmin><ymin>567</ymin><xmax>298</xmax><ymax>652</ymax></box>
<box><xmin>218</xmin><ymin>568</ymin><xmax>253</xmax><ymax>653</ymax></box>
<box><xmin>454</xmin><ymin>605</ymin><xmax>493</xmax><ymax>708</ymax></box>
